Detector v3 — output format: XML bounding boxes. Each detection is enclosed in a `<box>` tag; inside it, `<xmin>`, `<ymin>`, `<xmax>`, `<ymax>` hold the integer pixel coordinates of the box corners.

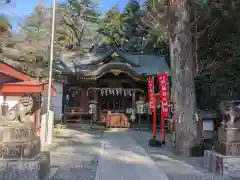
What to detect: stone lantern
<box><xmin>88</xmin><ymin>100</ymin><xmax>97</xmax><ymax>129</ymax></box>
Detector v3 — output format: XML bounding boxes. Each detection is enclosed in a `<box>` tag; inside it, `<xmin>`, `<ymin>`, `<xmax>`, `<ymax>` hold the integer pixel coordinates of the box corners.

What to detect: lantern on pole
<box><xmin>88</xmin><ymin>100</ymin><xmax>97</xmax><ymax>130</ymax></box>
<box><xmin>136</xmin><ymin>99</ymin><xmax>144</xmax><ymax>130</ymax></box>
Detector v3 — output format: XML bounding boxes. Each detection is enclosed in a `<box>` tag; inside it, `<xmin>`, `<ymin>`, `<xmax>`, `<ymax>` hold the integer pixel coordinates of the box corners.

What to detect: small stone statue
<box><xmin>219</xmin><ymin>101</ymin><xmax>240</xmax><ymax>127</ymax></box>
<box><xmin>0</xmin><ymin>95</ymin><xmax>33</xmax><ymax>126</ymax></box>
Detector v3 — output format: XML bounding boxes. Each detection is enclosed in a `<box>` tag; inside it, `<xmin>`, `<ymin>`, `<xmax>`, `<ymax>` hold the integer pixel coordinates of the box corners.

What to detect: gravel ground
<box><xmin>129</xmin><ymin>130</ymin><xmax>225</xmax><ymax>180</ymax></box>
<box><xmin>46</xmin><ymin>128</ymin><xmax>103</xmax><ymax>180</ymax></box>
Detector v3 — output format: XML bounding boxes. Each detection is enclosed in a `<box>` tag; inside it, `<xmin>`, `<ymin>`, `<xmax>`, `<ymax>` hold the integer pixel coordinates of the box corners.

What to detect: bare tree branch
<box><xmin>61</xmin><ymin>15</ymin><xmax>83</xmax><ymax>45</ymax></box>
<box><xmin>196</xmin><ymin>58</ymin><xmax>218</xmax><ymax>76</ymax></box>
<box><xmin>196</xmin><ymin>18</ymin><xmax>221</xmax><ymax>39</ymax></box>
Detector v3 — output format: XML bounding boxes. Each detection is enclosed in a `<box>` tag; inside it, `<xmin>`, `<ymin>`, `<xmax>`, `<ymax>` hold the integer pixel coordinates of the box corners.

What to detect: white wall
<box><xmin>41</xmin><ymin>82</ymin><xmax>63</xmax><ymax>121</ymax></box>
<box><xmin>51</xmin><ymin>82</ymin><xmax>63</xmax><ymax>121</ymax></box>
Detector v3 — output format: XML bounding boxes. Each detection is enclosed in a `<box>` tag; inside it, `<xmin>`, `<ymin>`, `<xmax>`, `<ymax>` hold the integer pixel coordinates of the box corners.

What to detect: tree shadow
<box><xmin>129</xmin><ymin>130</ymin><xmax>224</xmax><ymax>179</ymax></box>
<box><xmin>43</xmin><ymin>128</ymin><xmax>104</xmax><ymax>178</ymax></box>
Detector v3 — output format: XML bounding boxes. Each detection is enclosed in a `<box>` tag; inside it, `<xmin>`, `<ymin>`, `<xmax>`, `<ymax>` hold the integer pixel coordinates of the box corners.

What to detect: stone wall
<box><xmin>204</xmin><ymin>150</ymin><xmax>240</xmax><ymax>179</ymax></box>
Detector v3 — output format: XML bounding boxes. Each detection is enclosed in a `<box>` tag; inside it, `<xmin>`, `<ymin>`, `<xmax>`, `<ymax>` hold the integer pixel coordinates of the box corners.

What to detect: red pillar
<box><xmin>152</xmin><ymin>94</ymin><xmax>157</xmax><ymax>137</ymax></box>
<box><xmin>161</xmin><ymin>107</ymin><xmax>165</xmax><ymax>141</ymax></box>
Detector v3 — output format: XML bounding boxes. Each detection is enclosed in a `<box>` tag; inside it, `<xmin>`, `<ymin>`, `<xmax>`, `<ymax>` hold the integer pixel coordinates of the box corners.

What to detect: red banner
<box><xmin>148</xmin><ymin>77</ymin><xmax>154</xmax><ymax>111</ymax></box>
<box><xmin>158</xmin><ymin>73</ymin><xmax>169</xmax><ymax>117</ymax></box>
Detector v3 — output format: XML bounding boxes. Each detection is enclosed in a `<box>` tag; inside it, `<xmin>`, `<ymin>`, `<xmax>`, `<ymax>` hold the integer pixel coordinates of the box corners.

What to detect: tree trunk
<box><xmin>168</xmin><ymin>0</ymin><xmax>199</xmax><ymax>156</ymax></box>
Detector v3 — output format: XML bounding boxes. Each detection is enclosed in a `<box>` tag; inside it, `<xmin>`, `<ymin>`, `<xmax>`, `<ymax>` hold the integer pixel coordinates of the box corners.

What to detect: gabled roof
<box><xmin>91</xmin><ymin>48</ymin><xmax>140</xmax><ymax>67</ymax></box>
<box><xmin>55</xmin><ymin>48</ymin><xmax>170</xmax><ymax>76</ymax></box>
<box><xmin>0</xmin><ymin>62</ymin><xmax>32</xmax><ymax>81</ymax></box>
<box><xmin>0</xmin><ymin>61</ymin><xmax>56</xmax><ymax>95</ymax></box>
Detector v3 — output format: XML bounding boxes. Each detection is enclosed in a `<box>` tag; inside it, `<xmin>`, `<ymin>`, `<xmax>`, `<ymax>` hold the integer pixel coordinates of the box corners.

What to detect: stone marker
<box><xmin>0</xmin><ymin>96</ymin><xmax>50</xmax><ymax>180</ymax></box>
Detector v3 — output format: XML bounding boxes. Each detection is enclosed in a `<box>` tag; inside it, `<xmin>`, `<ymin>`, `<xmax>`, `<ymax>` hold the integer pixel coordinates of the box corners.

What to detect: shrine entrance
<box><xmin>99</xmin><ymin>92</ymin><xmax>131</xmax><ymax>113</ymax></box>
<box><xmin>87</xmin><ymin>73</ymin><xmax>144</xmax><ymax>127</ymax></box>
<box><xmin>97</xmin><ymin>73</ymin><xmax>136</xmax><ymax>112</ymax></box>
<box><xmin>62</xmin><ymin>69</ymin><xmax>147</xmax><ymax>128</ymax></box>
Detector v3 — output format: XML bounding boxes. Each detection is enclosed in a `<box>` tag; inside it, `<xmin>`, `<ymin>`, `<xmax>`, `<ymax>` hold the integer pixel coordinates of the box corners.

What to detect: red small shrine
<box><xmin>0</xmin><ymin>61</ymin><xmax>56</xmax><ymax>135</ymax></box>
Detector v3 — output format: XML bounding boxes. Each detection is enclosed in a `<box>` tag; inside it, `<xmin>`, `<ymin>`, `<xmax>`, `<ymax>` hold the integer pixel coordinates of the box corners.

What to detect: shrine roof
<box><xmin>0</xmin><ymin>61</ymin><xmax>56</xmax><ymax>95</ymax></box>
<box><xmin>5</xmin><ymin>80</ymin><xmax>42</xmax><ymax>85</ymax></box>
<box><xmin>0</xmin><ymin>62</ymin><xmax>32</xmax><ymax>81</ymax></box>
<box><xmin>54</xmin><ymin>48</ymin><xmax>170</xmax><ymax>76</ymax></box>
<box><xmin>0</xmin><ymin>80</ymin><xmax>56</xmax><ymax>95</ymax></box>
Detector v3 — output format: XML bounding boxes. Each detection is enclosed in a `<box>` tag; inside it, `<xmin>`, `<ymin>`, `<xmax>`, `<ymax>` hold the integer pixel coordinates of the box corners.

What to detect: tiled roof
<box><xmin>54</xmin><ymin>48</ymin><xmax>170</xmax><ymax>76</ymax></box>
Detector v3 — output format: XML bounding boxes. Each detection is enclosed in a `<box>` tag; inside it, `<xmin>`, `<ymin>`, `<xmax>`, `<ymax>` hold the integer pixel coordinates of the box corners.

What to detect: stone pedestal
<box><xmin>204</xmin><ymin>150</ymin><xmax>240</xmax><ymax>179</ymax></box>
<box><xmin>0</xmin><ymin>123</ymin><xmax>50</xmax><ymax>180</ymax></box>
<box><xmin>204</xmin><ymin>125</ymin><xmax>240</xmax><ymax>178</ymax></box>
<box><xmin>0</xmin><ymin>152</ymin><xmax>50</xmax><ymax>180</ymax></box>
<box><xmin>215</xmin><ymin>126</ymin><xmax>240</xmax><ymax>156</ymax></box>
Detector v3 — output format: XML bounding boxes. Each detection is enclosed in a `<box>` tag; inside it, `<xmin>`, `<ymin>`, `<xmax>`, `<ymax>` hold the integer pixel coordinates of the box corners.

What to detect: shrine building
<box><xmin>54</xmin><ymin>47</ymin><xmax>170</xmax><ymax>127</ymax></box>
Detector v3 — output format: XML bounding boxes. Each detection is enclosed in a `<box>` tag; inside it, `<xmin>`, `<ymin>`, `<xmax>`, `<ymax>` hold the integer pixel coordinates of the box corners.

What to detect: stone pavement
<box><xmin>43</xmin><ymin>128</ymin><xmax>103</xmax><ymax>180</ymax></box>
<box><xmin>95</xmin><ymin>129</ymin><xmax>169</xmax><ymax>180</ymax></box>
<box><xmin>129</xmin><ymin>130</ymin><xmax>225</xmax><ymax>180</ymax></box>
<box><xmin>44</xmin><ymin>128</ymin><xmax>227</xmax><ymax>180</ymax></box>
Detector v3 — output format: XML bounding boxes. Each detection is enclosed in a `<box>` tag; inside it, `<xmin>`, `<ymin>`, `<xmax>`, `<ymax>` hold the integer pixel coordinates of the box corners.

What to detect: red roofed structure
<box><xmin>0</xmin><ymin>63</ymin><xmax>56</xmax><ymax>95</ymax></box>
<box><xmin>0</xmin><ymin>61</ymin><xmax>56</xmax><ymax>136</ymax></box>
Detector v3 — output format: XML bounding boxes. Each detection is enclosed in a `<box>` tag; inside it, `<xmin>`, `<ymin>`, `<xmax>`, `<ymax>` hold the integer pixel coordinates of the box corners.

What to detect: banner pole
<box><xmin>152</xmin><ymin>94</ymin><xmax>156</xmax><ymax>138</ymax></box>
<box><xmin>161</xmin><ymin>103</ymin><xmax>165</xmax><ymax>143</ymax></box>
<box><xmin>148</xmin><ymin>78</ymin><xmax>161</xmax><ymax>147</ymax></box>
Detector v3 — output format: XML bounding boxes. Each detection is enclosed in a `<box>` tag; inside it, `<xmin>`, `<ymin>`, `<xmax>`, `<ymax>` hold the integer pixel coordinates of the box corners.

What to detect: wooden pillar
<box><xmin>132</xmin><ymin>91</ymin><xmax>136</xmax><ymax>122</ymax></box>
<box><xmin>132</xmin><ymin>92</ymin><xmax>136</xmax><ymax>107</ymax></box>
<box><xmin>36</xmin><ymin>99</ymin><xmax>41</xmax><ymax>136</ymax></box>
<box><xmin>33</xmin><ymin>94</ymin><xmax>41</xmax><ymax>136</ymax></box>
<box><xmin>93</xmin><ymin>90</ymin><xmax>98</xmax><ymax>122</ymax></box>
<box><xmin>80</xmin><ymin>88</ymin><xmax>89</xmax><ymax>111</ymax></box>
<box><xmin>113</xmin><ymin>96</ymin><xmax>115</xmax><ymax>111</ymax></box>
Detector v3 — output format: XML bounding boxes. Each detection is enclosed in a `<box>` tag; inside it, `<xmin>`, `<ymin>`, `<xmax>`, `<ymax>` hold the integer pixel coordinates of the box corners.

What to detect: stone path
<box><xmin>45</xmin><ymin>128</ymin><xmax>227</xmax><ymax>180</ymax></box>
<box><xmin>44</xmin><ymin>128</ymin><xmax>103</xmax><ymax>180</ymax></box>
<box><xmin>129</xmin><ymin>131</ymin><xmax>225</xmax><ymax>180</ymax></box>
<box><xmin>95</xmin><ymin>129</ymin><xmax>169</xmax><ymax>180</ymax></box>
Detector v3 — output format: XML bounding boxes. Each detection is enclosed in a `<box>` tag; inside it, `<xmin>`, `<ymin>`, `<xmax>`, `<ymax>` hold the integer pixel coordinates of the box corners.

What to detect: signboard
<box><xmin>88</xmin><ymin>104</ymin><xmax>96</xmax><ymax>114</ymax></box>
<box><xmin>136</xmin><ymin>104</ymin><xmax>144</xmax><ymax>114</ymax></box>
<box><xmin>203</xmin><ymin>119</ymin><xmax>214</xmax><ymax>131</ymax></box>
<box><xmin>136</xmin><ymin>100</ymin><xmax>144</xmax><ymax>114</ymax></box>
<box><xmin>158</xmin><ymin>73</ymin><xmax>169</xmax><ymax>117</ymax></box>
<box><xmin>148</xmin><ymin>77</ymin><xmax>155</xmax><ymax>111</ymax></box>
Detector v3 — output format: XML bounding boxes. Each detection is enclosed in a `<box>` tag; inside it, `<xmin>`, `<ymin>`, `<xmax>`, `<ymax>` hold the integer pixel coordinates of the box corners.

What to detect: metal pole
<box><xmin>138</xmin><ymin>114</ymin><xmax>140</xmax><ymax>130</ymax></box>
<box><xmin>91</xmin><ymin>114</ymin><xmax>93</xmax><ymax>130</ymax></box>
<box><xmin>45</xmin><ymin>0</ymin><xmax>56</xmax><ymax>144</ymax></box>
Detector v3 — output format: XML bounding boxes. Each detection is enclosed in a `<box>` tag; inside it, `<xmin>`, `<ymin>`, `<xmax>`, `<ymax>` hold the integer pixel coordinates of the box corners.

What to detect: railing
<box><xmin>63</xmin><ymin>107</ymin><xmax>90</xmax><ymax>123</ymax></box>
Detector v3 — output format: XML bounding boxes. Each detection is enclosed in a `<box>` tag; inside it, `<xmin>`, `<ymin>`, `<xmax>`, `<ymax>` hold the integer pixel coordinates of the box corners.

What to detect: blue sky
<box><xmin>0</xmin><ymin>0</ymin><xmax>132</xmax><ymax>31</ymax></box>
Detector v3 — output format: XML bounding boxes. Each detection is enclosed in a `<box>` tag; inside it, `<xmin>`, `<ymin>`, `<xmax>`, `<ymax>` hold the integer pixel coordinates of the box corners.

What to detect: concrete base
<box><xmin>148</xmin><ymin>138</ymin><xmax>163</xmax><ymax>147</ymax></box>
<box><xmin>204</xmin><ymin>150</ymin><xmax>240</xmax><ymax>179</ymax></box>
<box><xmin>0</xmin><ymin>151</ymin><xmax>50</xmax><ymax>180</ymax></box>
